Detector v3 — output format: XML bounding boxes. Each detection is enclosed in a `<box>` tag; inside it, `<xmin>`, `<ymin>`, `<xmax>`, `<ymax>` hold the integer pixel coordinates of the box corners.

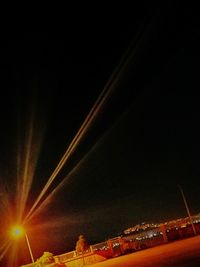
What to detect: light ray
<box><xmin>24</xmin><ymin>123</ymin><xmax>108</xmax><ymax>223</ymax></box>
<box><xmin>0</xmin><ymin>240</ymin><xmax>11</xmax><ymax>260</ymax></box>
<box><xmin>5</xmin><ymin>242</ymin><xmax>19</xmax><ymax>267</ymax></box>
<box><xmin>15</xmin><ymin>96</ymin><xmax>46</xmax><ymax>222</ymax></box>
<box><xmin>24</xmin><ymin>34</ymin><xmax>137</xmax><ymax>222</ymax></box>
<box><xmin>17</xmin><ymin>115</ymin><xmax>34</xmax><ymax>222</ymax></box>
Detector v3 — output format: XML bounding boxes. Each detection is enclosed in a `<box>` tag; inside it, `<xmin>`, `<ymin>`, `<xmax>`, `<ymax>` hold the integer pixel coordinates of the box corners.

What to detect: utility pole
<box><xmin>177</xmin><ymin>184</ymin><xmax>196</xmax><ymax>235</ymax></box>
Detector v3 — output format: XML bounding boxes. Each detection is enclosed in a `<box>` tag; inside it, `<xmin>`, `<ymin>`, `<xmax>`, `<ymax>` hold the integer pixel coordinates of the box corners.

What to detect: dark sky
<box><xmin>1</xmin><ymin>3</ymin><xmax>200</xmax><ymax>266</ymax></box>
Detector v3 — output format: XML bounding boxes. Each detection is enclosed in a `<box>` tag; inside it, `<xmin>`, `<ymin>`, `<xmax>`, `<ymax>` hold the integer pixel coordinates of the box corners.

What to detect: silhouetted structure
<box><xmin>75</xmin><ymin>234</ymin><xmax>89</xmax><ymax>255</ymax></box>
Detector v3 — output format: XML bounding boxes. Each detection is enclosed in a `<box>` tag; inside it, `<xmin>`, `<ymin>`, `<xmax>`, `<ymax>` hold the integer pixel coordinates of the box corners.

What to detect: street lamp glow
<box><xmin>10</xmin><ymin>225</ymin><xmax>25</xmax><ymax>239</ymax></box>
<box><xmin>10</xmin><ymin>225</ymin><xmax>35</xmax><ymax>263</ymax></box>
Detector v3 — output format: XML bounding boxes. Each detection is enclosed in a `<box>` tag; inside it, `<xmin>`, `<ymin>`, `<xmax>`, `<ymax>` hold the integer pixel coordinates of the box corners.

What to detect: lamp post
<box><xmin>10</xmin><ymin>225</ymin><xmax>35</xmax><ymax>263</ymax></box>
<box><xmin>177</xmin><ymin>185</ymin><xmax>196</xmax><ymax>235</ymax></box>
<box><xmin>24</xmin><ymin>232</ymin><xmax>34</xmax><ymax>263</ymax></box>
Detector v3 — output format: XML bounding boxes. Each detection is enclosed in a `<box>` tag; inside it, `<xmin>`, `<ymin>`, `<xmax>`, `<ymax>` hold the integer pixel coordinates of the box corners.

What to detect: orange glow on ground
<box><xmin>89</xmin><ymin>236</ymin><xmax>200</xmax><ymax>267</ymax></box>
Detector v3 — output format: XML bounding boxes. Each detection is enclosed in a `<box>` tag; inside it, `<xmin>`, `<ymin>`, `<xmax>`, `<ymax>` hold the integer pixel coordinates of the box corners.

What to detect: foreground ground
<box><xmin>90</xmin><ymin>235</ymin><xmax>200</xmax><ymax>267</ymax></box>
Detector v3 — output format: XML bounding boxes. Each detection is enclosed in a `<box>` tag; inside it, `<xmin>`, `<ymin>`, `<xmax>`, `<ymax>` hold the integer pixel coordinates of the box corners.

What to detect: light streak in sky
<box><xmin>15</xmin><ymin>102</ymin><xmax>45</xmax><ymax>219</ymax></box>
<box><xmin>23</xmin><ymin>23</ymin><xmax>143</xmax><ymax>223</ymax></box>
<box><xmin>16</xmin><ymin>112</ymin><xmax>35</xmax><ymax>222</ymax></box>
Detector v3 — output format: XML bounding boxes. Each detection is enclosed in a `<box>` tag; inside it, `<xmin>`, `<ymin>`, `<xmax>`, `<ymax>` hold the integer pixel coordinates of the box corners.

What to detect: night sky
<box><xmin>1</xmin><ymin>3</ymin><xmax>200</xmax><ymax>266</ymax></box>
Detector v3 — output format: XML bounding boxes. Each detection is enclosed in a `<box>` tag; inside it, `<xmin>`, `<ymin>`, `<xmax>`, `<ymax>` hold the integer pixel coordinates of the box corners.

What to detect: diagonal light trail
<box><xmin>24</xmin><ymin>79</ymin><xmax>114</xmax><ymax>222</ymax></box>
<box><xmin>24</xmin><ymin>61</ymin><xmax>125</xmax><ymax>222</ymax></box>
<box><xmin>24</xmin><ymin>138</ymin><xmax>94</xmax><ymax>222</ymax></box>
<box><xmin>24</xmin><ymin>15</ymin><xmax>152</xmax><ymax>223</ymax></box>
<box><xmin>16</xmin><ymin>115</ymin><xmax>34</xmax><ymax>222</ymax></box>
<box><xmin>16</xmin><ymin>104</ymin><xmax>45</xmax><ymax>223</ymax></box>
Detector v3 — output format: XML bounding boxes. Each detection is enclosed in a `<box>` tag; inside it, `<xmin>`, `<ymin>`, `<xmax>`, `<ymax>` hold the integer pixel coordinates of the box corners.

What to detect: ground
<box><xmin>90</xmin><ymin>235</ymin><xmax>200</xmax><ymax>267</ymax></box>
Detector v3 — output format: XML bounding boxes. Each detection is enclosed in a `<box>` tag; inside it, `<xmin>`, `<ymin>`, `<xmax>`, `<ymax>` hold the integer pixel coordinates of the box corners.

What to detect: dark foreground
<box><xmin>90</xmin><ymin>235</ymin><xmax>200</xmax><ymax>267</ymax></box>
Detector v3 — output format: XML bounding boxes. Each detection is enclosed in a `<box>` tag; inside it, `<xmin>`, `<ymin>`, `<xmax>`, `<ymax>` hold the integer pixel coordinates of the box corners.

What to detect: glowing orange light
<box><xmin>10</xmin><ymin>225</ymin><xmax>25</xmax><ymax>239</ymax></box>
<box><xmin>10</xmin><ymin>225</ymin><xmax>35</xmax><ymax>262</ymax></box>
